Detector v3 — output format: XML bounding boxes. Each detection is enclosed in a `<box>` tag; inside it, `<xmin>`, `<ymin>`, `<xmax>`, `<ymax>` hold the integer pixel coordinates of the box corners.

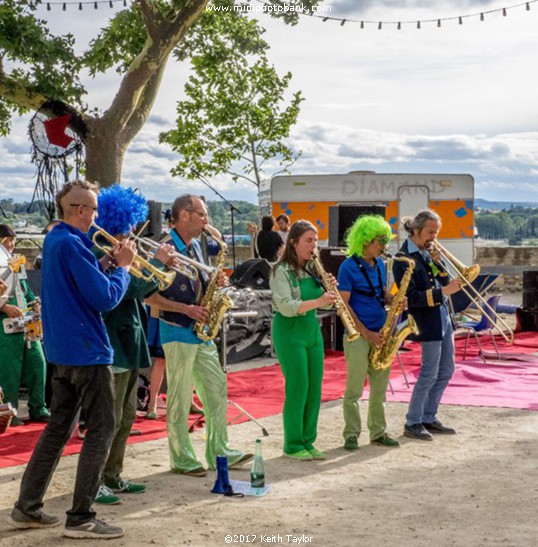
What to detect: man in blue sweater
<box><xmin>9</xmin><ymin>180</ymin><xmax>136</xmax><ymax>540</ymax></box>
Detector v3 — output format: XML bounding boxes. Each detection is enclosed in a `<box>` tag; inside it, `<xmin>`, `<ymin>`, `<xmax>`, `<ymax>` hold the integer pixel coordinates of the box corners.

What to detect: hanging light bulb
<box><xmin>110</xmin><ymin>0</ymin><xmax>114</xmax><ymax>7</ymax></box>
<box><xmin>378</xmin><ymin>21</ymin><xmax>382</xmax><ymax>30</ymax></box>
<box><xmin>397</xmin><ymin>22</ymin><xmax>401</xmax><ymax>30</ymax></box>
<box><xmin>94</xmin><ymin>1</ymin><xmax>98</xmax><ymax>8</ymax></box>
<box><xmin>79</xmin><ymin>2</ymin><xmax>82</xmax><ymax>10</ymax></box>
<box><xmin>437</xmin><ymin>19</ymin><xmax>441</xmax><ymax>28</ymax></box>
<box><xmin>63</xmin><ymin>2</ymin><xmax>66</xmax><ymax>10</ymax></box>
<box><xmin>503</xmin><ymin>8</ymin><xmax>507</xmax><ymax>16</ymax></box>
<box><xmin>459</xmin><ymin>16</ymin><xmax>463</xmax><ymax>24</ymax></box>
<box><xmin>526</xmin><ymin>2</ymin><xmax>530</xmax><ymax>10</ymax></box>
<box><xmin>46</xmin><ymin>2</ymin><xmax>51</xmax><ymax>10</ymax></box>
<box><xmin>360</xmin><ymin>21</ymin><xmax>364</xmax><ymax>29</ymax></box>
<box><xmin>322</xmin><ymin>17</ymin><xmax>328</xmax><ymax>22</ymax></box>
<box><xmin>123</xmin><ymin>0</ymin><xmax>127</xmax><ymax>6</ymax></box>
<box><xmin>480</xmin><ymin>13</ymin><xmax>484</xmax><ymax>21</ymax></box>
<box><xmin>417</xmin><ymin>21</ymin><xmax>421</xmax><ymax>29</ymax></box>
<box><xmin>340</xmin><ymin>19</ymin><xmax>346</xmax><ymax>27</ymax></box>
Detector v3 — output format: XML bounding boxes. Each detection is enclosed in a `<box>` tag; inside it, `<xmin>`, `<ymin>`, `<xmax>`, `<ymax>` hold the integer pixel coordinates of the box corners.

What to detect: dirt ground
<box><xmin>1</xmin><ymin>397</ymin><xmax>537</xmax><ymax>547</ymax></box>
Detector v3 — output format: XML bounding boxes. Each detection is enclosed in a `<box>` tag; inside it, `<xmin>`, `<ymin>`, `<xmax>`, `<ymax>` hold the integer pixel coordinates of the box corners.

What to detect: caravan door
<box><xmin>397</xmin><ymin>185</ymin><xmax>430</xmax><ymax>249</ymax></box>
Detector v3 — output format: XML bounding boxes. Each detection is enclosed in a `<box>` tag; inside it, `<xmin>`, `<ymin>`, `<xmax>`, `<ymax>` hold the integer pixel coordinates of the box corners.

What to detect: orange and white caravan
<box><xmin>261</xmin><ymin>172</ymin><xmax>475</xmax><ymax>265</ymax></box>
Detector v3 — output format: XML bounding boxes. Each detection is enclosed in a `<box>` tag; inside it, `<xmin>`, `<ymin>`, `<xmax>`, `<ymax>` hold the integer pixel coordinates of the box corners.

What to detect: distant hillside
<box><xmin>475</xmin><ymin>198</ymin><xmax>538</xmax><ymax>211</ymax></box>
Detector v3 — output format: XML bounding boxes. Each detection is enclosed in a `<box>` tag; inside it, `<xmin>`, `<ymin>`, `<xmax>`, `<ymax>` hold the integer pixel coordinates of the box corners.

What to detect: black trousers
<box><xmin>15</xmin><ymin>364</ymin><xmax>115</xmax><ymax>526</ymax></box>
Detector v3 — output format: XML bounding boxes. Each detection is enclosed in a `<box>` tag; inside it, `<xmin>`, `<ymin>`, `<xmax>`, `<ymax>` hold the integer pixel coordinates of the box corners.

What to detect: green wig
<box><xmin>345</xmin><ymin>215</ymin><xmax>393</xmax><ymax>257</ymax></box>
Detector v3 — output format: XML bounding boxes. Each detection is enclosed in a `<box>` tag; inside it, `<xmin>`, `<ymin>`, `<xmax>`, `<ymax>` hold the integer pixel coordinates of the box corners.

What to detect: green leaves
<box><xmin>162</xmin><ymin>7</ymin><xmax>303</xmax><ymax>191</ymax></box>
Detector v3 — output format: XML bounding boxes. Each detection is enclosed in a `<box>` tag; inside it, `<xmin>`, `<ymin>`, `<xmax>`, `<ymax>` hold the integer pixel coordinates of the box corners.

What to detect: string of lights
<box><xmin>28</xmin><ymin>0</ymin><xmax>128</xmax><ymax>10</ymax></box>
<box><xmin>298</xmin><ymin>0</ymin><xmax>537</xmax><ymax>29</ymax></box>
<box><xmin>28</xmin><ymin>0</ymin><xmax>538</xmax><ymax>28</ymax></box>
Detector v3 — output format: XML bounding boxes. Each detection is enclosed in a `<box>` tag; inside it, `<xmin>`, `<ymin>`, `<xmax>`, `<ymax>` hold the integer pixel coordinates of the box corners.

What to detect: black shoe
<box><xmin>422</xmin><ymin>420</ymin><xmax>456</xmax><ymax>435</ymax></box>
<box><xmin>404</xmin><ymin>424</ymin><xmax>433</xmax><ymax>441</ymax></box>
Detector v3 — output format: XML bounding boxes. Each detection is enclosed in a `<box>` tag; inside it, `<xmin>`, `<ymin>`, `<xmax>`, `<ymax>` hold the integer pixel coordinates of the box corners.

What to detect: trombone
<box><xmin>91</xmin><ymin>223</ymin><xmax>176</xmax><ymax>291</ymax></box>
<box><xmin>429</xmin><ymin>240</ymin><xmax>514</xmax><ymax>344</ymax></box>
<box><xmin>129</xmin><ymin>233</ymin><xmax>215</xmax><ymax>281</ymax></box>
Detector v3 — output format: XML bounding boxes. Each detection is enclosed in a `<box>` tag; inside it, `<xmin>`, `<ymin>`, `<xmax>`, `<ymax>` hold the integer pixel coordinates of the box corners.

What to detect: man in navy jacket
<box><xmin>9</xmin><ymin>180</ymin><xmax>136</xmax><ymax>540</ymax></box>
<box><xmin>393</xmin><ymin>209</ymin><xmax>462</xmax><ymax>442</ymax></box>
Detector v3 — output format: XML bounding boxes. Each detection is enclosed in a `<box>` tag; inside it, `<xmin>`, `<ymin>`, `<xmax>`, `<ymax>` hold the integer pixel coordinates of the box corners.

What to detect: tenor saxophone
<box><xmin>193</xmin><ymin>230</ymin><xmax>234</xmax><ymax>342</ymax></box>
<box><xmin>311</xmin><ymin>252</ymin><xmax>360</xmax><ymax>342</ymax></box>
<box><xmin>370</xmin><ymin>255</ymin><xmax>418</xmax><ymax>370</ymax></box>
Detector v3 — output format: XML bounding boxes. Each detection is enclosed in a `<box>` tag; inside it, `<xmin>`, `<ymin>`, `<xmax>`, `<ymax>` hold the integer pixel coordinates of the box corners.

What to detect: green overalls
<box><xmin>0</xmin><ymin>271</ymin><xmax>48</xmax><ymax>418</ymax></box>
<box><xmin>273</xmin><ymin>276</ymin><xmax>325</xmax><ymax>455</ymax></box>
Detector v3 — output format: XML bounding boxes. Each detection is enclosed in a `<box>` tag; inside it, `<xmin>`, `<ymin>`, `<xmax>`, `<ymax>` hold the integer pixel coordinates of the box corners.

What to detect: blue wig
<box><xmin>97</xmin><ymin>185</ymin><xmax>149</xmax><ymax>236</ymax></box>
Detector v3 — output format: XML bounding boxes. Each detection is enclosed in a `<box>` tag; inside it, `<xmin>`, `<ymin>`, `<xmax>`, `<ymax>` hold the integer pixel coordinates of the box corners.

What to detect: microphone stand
<box><xmin>194</xmin><ymin>172</ymin><xmax>242</xmax><ymax>269</ymax></box>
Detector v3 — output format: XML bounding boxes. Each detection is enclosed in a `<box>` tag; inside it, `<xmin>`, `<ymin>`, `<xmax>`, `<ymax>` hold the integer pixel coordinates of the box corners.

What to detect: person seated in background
<box><xmin>0</xmin><ymin>223</ymin><xmax>49</xmax><ymax>426</ymax></box>
<box><xmin>248</xmin><ymin>215</ymin><xmax>284</xmax><ymax>262</ymax></box>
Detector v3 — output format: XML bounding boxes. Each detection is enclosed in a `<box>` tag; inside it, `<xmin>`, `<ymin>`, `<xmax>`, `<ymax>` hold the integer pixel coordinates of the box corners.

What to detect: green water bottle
<box><xmin>250</xmin><ymin>439</ymin><xmax>265</xmax><ymax>496</ymax></box>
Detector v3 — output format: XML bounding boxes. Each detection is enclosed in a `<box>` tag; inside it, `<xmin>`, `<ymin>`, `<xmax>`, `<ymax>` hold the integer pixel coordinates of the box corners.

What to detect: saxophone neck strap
<box><xmin>351</xmin><ymin>255</ymin><xmax>385</xmax><ymax>308</ymax></box>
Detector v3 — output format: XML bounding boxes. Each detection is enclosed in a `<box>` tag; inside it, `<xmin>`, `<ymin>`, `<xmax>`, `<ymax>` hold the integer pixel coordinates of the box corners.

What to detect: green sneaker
<box><xmin>95</xmin><ymin>485</ymin><xmax>122</xmax><ymax>505</ymax></box>
<box><xmin>106</xmin><ymin>479</ymin><xmax>146</xmax><ymax>494</ymax></box>
<box><xmin>283</xmin><ymin>449</ymin><xmax>313</xmax><ymax>461</ymax></box>
<box><xmin>308</xmin><ymin>447</ymin><xmax>326</xmax><ymax>460</ymax></box>
<box><xmin>371</xmin><ymin>434</ymin><xmax>400</xmax><ymax>448</ymax></box>
<box><xmin>344</xmin><ymin>436</ymin><xmax>359</xmax><ymax>450</ymax></box>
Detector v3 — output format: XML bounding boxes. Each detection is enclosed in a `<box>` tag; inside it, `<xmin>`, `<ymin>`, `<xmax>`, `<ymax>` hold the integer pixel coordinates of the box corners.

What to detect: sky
<box><xmin>1</xmin><ymin>0</ymin><xmax>538</xmax><ymax>206</ymax></box>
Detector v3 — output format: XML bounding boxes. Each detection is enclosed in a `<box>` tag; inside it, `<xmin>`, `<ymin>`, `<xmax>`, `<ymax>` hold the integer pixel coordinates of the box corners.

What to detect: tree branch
<box><xmin>0</xmin><ymin>73</ymin><xmax>48</xmax><ymax>111</ymax></box>
<box><xmin>103</xmin><ymin>0</ymin><xmax>209</xmax><ymax>135</ymax></box>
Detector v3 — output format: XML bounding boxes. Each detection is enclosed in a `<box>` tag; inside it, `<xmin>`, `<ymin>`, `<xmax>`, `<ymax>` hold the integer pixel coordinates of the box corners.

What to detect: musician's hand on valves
<box><xmin>2</xmin><ymin>304</ymin><xmax>24</xmax><ymax>319</ymax></box>
<box><xmin>154</xmin><ymin>243</ymin><xmax>176</xmax><ymax>266</ymax></box>
<box><xmin>184</xmin><ymin>304</ymin><xmax>209</xmax><ymax>322</ymax></box>
<box><xmin>114</xmin><ymin>239</ymin><xmax>137</xmax><ymax>269</ymax></box>
<box><xmin>318</xmin><ymin>290</ymin><xmax>338</xmax><ymax>307</ymax></box>
<box><xmin>364</xmin><ymin>329</ymin><xmax>383</xmax><ymax>348</ymax></box>
<box><xmin>442</xmin><ymin>278</ymin><xmax>462</xmax><ymax>296</ymax></box>
<box><xmin>217</xmin><ymin>271</ymin><xmax>229</xmax><ymax>288</ymax></box>
<box><xmin>325</xmin><ymin>272</ymin><xmax>338</xmax><ymax>287</ymax></box>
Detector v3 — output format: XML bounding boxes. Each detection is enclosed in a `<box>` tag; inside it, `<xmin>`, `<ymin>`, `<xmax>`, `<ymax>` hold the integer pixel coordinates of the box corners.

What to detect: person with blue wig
<box><xmin>91</xmin><ymin>185</ymin><xmax>176</xmax><ymax>505</ymax></box>
<box><xmin>337</xmin><ymin>215</ymin><xmax>401</xmax><ymax>450</ymax></box>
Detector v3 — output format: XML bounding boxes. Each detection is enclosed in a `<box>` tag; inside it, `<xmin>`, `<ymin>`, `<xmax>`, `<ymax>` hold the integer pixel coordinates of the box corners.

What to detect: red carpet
<box><xmin>1</xmin><ymin>332</ymin><xmax>537</xmax><ymax>469</ymax></box>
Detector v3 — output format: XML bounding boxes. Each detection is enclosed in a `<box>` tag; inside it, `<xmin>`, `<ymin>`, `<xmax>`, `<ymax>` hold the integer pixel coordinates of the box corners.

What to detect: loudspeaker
<box><xmin>211</xmin><ymin>455</ymin><xmax>232</xmax><ymax>494</ymax></box>
<box><xmin>318</xmin><ymin>247</ymin><xmax>347</xmax><ymax>278</ymax></box>
<box><xmin>329</xmin><ymin>205</ymin><xmax>386</xmax><ymax>247</ymax></box>
<box><xmin>137</xmin><ymin>200</ymin><xmax>162</xmax><ymax>240</ymax></box>
<box><xmin>230</xmin><ymin>259</ymin><xmax>271</xmax><ymax>290</ymax></box>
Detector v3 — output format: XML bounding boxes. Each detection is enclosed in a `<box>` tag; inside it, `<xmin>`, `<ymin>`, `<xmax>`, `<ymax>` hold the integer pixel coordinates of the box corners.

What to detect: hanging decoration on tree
<box><xmin>28</xmin><ymin>100</ymin><xmax>86</xmax><ymax>221</ymax></box>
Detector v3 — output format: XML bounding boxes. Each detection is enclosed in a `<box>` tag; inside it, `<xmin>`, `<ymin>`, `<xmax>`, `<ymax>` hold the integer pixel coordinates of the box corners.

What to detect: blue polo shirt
<box><xmin>337</xmin><ymin>255</ymin><xmax>387</xmax><ymax>331</ymax></box>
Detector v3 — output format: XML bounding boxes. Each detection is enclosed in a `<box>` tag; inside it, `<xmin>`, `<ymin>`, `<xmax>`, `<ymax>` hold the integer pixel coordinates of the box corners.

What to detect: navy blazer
<box><xmin>392</xmin><ymin>239</ymin><xmax>451</xmax><ymax>342</ymax></box>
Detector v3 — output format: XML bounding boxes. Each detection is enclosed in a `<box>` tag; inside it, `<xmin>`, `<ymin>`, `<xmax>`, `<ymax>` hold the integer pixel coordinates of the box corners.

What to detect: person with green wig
<box><xmin>337</xmin><ymin>215</ymin><xmax>402</xmax><ymax>450</ymax></box>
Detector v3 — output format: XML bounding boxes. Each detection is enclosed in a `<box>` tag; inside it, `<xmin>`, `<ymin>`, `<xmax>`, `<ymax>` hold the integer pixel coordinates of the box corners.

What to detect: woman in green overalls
<box><xmin>270</xmin><ymin>220</ymin><xmax>338</xmax><ymax>461</ymax></box>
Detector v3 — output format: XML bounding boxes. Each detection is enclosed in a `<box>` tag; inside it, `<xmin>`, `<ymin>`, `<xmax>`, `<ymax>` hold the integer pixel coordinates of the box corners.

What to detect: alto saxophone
<box><xmin>370</xmin><ymin>254</ymin><xmax>419</xmax><ymax>370</ymax></box>
<box><xmin>311</xmin><ymin>252</ymin><xmax>360</xmax><ymax>342</ymax></box>
<box><xmin>193</xmin><ymin>230</ymin><xmax>234</xmax><ymax>342</ymax></box>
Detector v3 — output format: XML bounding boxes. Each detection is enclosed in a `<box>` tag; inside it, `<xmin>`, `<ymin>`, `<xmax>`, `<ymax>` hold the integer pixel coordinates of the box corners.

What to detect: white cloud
<box><xmin>1</xmin><ymin>1</ymin><xmax>538</xmax><ymax>206</ymax></box>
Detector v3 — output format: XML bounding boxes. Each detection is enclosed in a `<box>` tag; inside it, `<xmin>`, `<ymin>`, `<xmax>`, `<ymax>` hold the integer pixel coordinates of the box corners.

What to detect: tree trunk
<box><xmin>83</xmin><ymin>118</ymin><xmax>127</xmax><ymax>187</ymax></box>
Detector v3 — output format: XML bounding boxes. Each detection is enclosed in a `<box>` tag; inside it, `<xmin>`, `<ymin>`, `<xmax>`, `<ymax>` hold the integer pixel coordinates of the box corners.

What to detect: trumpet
<box><xmin>429</xmin><ymin>240</ymin><xmax>514</xmax><ymax>344</ymax></box>
<box><xmin>91</xmin><ymin>223</ymin><xmax>176</xmax><ymax>291</ymax></box>
<box><xmin>129</xmin><ymin>233</ymin><xmax>215</xmax><ymax>281</ymax></box>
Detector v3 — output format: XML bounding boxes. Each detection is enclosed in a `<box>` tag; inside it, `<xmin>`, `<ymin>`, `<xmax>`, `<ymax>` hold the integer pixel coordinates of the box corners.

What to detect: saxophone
<box><xmin>311</xmin><ymin>252</ymin><xmax>360</xmax><ymax>342</ymax></box>
<box><xmin>193</xmin><ymin>230</ymin><xmax>234</xmax><ymax>342</ymax></box>
<box><xmin>370</xmin><ymin>254</ymin><xmax>419</xmax><ymax>370</ymax></box>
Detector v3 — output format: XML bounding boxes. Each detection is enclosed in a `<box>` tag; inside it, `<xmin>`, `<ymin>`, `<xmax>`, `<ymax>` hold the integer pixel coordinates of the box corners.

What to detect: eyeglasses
<box><xmin>70</xmin><ymin>203</ymin><xmax>98</xmax><ymax>212</ymax></box>
<box><xmin>375</xmin><ymin>236</ymin><xmax>390</xmax><ymax>246</ymax></box>
<box><xmin>185</xmin><ymin>209</ymin><xmax>208</xmax><ymax>219</ymax></box>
